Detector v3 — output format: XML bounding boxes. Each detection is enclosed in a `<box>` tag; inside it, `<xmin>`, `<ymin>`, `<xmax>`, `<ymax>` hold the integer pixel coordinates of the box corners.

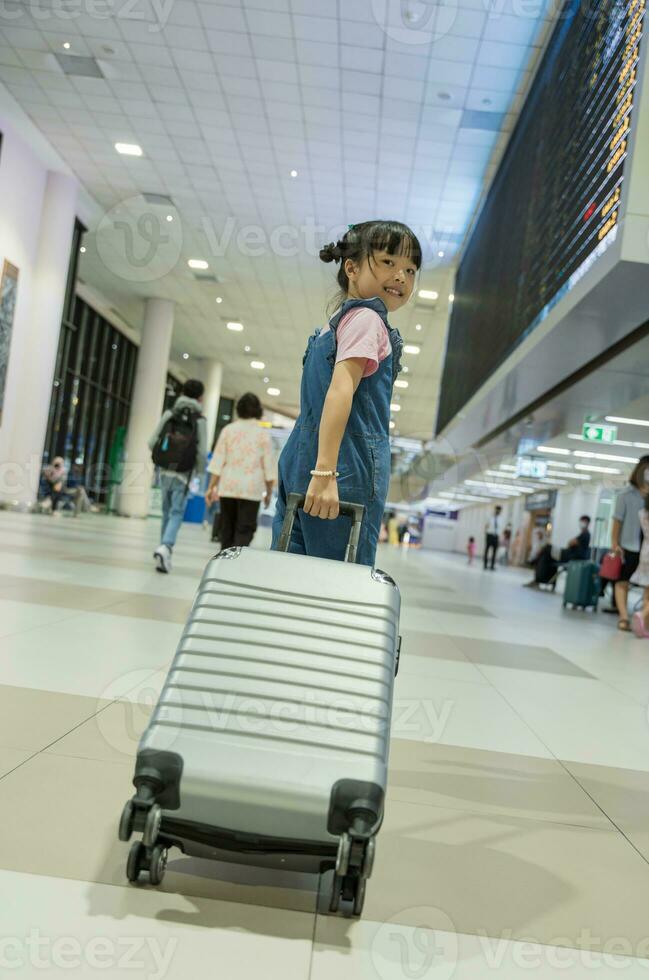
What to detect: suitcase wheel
<box><xmin>329</xmin><ymin>836</ymin><xmax>374</xmax><ymax>918</ymax></box>
<box><xmin>335</xmin><ymin>833</ymin><xmax>352</xmax><ymax>877</ymax></box>
<box><xmin>118</xmin><ymin>800</ymin><xmax>135</xmax><ymax>842</ymax></box>
<box><xmin>329</xmin><ymin>871</ymin><xmax>366</xmax><ymax>918</ymax></box>
<box><xmin>148</xmin><ymin>845</ymin><xmax>168</xmax><ymax>887</ymax></box>
<box><xmin>361</xmin><ymin>837</ymin><xmax>376</xmax><ymax>879</ymax></box>
<box><xmin>126</xmin><ymin>841</ymin><xmax>146</xmax><ymax>883</ymax></box>
<box><xmin>126</xmin><ymin>840</ymin><xmax>168</xmax><ymax>887</ymax></box>
<box><xmin>143</xmin><ymin>803</ymin><xmax>162</xmax><ymax>848</ymax></box>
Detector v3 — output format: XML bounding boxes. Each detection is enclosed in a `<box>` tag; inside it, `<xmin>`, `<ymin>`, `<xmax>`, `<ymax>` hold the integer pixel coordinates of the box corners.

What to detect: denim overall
<box><xmin>271</xmin><ymin>297</ymin><xmax>403</xmax><ymax>567</ymax></box>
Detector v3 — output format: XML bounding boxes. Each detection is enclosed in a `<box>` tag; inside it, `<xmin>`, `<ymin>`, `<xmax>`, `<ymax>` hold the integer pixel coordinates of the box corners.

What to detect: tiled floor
<box><xmin>2</xmin><ymin>509</ymin><xmax>649</xmax><ymax>977</ymax></box>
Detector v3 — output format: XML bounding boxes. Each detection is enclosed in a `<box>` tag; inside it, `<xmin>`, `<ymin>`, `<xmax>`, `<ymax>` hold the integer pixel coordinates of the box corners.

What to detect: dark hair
<box><xmin>630</xmin><ymin>456</ymin><xmax>649</xmax><ymax>488</ymax></box>
<box><xmin>182</xmin><ymin>378</ymin><xmax>204</xmax><ymax>400</ymax></box>
<box><xmin>580</xmin><ymin>515</ymin><xmax>591</xmax><ymax>523</ymax></box>
<box><xmin>495</xmin><ymin>505</ymin><xmax>503</xmax><ymax>513</ymax></box>
<box><xmin>237</xmin><ymin>392</ymin><xmax>263</xmax><ymax>420</ymax></box>
<box><xmin>320</xmin><ymin>220</ymin><xmax>422</xmax><ymax>313</ymax></box>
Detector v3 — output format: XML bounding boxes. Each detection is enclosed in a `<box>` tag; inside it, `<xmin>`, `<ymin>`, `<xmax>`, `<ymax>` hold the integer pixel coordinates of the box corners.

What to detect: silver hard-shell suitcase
<box><xmin>118</xmin><ymin>494</ymin><xmax>401</xmax><ymax>917</ymax></box>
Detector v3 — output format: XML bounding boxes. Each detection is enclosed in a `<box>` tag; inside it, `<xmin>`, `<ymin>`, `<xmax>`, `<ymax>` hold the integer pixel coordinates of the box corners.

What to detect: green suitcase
<box><xmin>563</xmin><ymin>560</ymin><xmax>600</xmax><ymax>611</ymax></box>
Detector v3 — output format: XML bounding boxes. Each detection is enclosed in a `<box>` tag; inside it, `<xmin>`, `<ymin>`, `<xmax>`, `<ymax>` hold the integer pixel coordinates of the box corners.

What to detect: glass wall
<box><xmin>43</xmin><ymin>295</ymin><xmax>138</xmax><ymax>501</ymax></box>
<box><xmin>213</xmin><ymin>395</ymin><xmax>234</xmax><ymax>452</ymax></box>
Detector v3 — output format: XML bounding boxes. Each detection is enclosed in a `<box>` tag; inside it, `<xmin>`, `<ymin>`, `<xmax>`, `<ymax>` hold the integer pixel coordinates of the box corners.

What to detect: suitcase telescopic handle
<box><xmin>277</xmin><ymin>492</ymin><xmax>365</xmax><ymax>563</ymax></box>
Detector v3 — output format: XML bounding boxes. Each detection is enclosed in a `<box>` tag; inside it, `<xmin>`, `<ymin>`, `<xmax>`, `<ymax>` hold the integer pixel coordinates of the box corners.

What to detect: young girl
<box><xmin>467</xmin><ymin>537</ymin><xmax>476</xmax><ymax>565</ymax></box>
<box><xmin>271</xmin><ymin>220</ymin><xmax>422</xmax><ymax>567</ymax></box>
<box><xmin>631</xmin><ymin>494</ymin><xmax>649</xmax><ymax>638</ymax></box>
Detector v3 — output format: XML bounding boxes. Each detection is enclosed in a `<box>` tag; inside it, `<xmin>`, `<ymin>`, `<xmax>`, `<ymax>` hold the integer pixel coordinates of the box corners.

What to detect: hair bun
<box><xmin>319</xmin><ymin>241</ymin><xmax>342</xmax><ymax>263</ymax></box>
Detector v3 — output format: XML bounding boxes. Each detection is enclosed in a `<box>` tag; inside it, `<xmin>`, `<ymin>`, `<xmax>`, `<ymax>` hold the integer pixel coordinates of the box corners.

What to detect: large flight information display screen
<box><xmin>436</xmin><ymin>0</ymin><xmax>645</xmax><ymax>435</ymax></box>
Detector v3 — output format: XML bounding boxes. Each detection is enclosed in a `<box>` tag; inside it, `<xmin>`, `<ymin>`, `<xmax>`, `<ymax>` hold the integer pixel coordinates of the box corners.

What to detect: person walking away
<box><xmin>611</xmin><ymin>457</ymin><xmax>649</xmax><ymax>631</ymax></box>
<box><xmin>631</xmin><ymin>494</ymin><xmax>649</xmax><ymax>637</ymax></box>
<box><xmin>205</xmin><ymin>392</ymin><xmax>275</xmax><ymax>551</ymax></box>
<box><xmin>484</xmin><ymin>505</ymin><xmax>502</xmax><ymax>571</ymax></box>
<box><xmin>467</xmin><ymin>536</ymin><xmax>476</xmax><ymax>565</ymax></box>
<box><xmin>271</xmin><ymin>220</ymin><xmax>422</xmax><ymax>565</ymax></box>
<box><xmin>149</xmin><ymin>379</ymin><xmax>207</xmax><ymax>573</ymax></box>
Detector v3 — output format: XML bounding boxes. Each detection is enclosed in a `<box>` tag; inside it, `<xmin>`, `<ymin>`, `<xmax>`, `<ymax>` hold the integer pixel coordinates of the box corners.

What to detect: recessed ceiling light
<box><xmin>395</xmin><ymin>379</ymin><xmax>409</xmax><ymax>388</ymax></box>
<box><xmin>402</xmin><ymin>366</ymin><xmax>409</xmax><ymax>373</ymax></box>
<box><xmin>606</xmin><ymin>416</ymin><xmax>649</xmax><ymax>427</ymax></box>
<box><xmin>227</xmin><ymin>321</ymin><xmax>244</xmax><ymax>332</ymax></box>
<box><xmin>449</xmin><ymin>293</ymin><xmax>455</xmax><ymax>302</ymax></box>
<box><xmin>267</xmin><ymin>387</ymin><xmax>280</xmax><ymax>396</ymax></box>
<box><xmin>390</xmin><ymin>403</ymin><xmax>401</xmax><ymax>412</ymax></box>
<box><xmin>290</xmin><ymin>169</ymin><xmax>298</xmax><ymax>177</ymax></box>
<box><xmin>575</xmin><ymin>464</ymin><xmax>621</xmax><ymax>474</ymax></box>
<box><xmin>63</xmin><ymin>41</ymin><xmax>71</xmax><ymax>50</ymax></box>
<box><xmin>251</xmin><ymin>360</ymin><xmax>265</xmax><ymax>370</ymax></box>
<box><xmin>437</xmin><ymin>251</ymin><xmax>444</xmax><ymax>257</ymax></box>
<box><xmin>418</xmin><ymin>289</ymin><xmax>438</xmax><ymax>300</ymax></box>
<box><xmin>244</xmin><ymin>345</ymin><xmax>251</xmax><ymax>353</ymax></box>
<box><xmin>574</xmin><ymin>450</ymin><xmax>638</xmax><ymax>464</ymax></box>
<box><xmin>415</xmin><ymin>324</ymin><xmax>422</xmax><ymax>331</ymax></box>
<box><xmin>389</xmin><ymin>420</ymin><xmax>396</xmax><ymax>430</ymax></box>
<box><xmin>188</xmin><ymin>259</ymin><xmax>208</xmax><ymax>270</ymax></box>
<box><xmin>115</xmin><ymin>142</ymin><xmax>143</xmax><ymax>157</ymax></box>
<box><xmin>166</xmin><ymin>214</ymin><xmax>173</xmax><ymax>222</ymax></box>
<box><xmin>404</xmin><ymin>345</ymin><xmax>420</xmax><ymax>355</ymax></box>
<box><xmin>215</xmin><ymin>296</ymin><xmax>223</xmax><ymax>304</ymax></box>
<box><xmin>79</xmin><ymin>246</ymin><xmax>86</xmax><ymax>253</ymax></box>
<box><xmin>182</xmin><ymin>353</ymin><xmax>189</xmax><ymax>360</ymax></box>
<box><xmin>263</xmin><ymin>376</ymin><xmax>269</xmax><ymax>383</ymax></box>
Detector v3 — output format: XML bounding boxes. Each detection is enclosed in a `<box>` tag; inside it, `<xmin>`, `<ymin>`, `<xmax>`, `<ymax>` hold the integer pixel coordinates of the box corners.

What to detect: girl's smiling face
<box><xmin>344</xmin><ymin>249</ymin><xmax>417</xmax><ymax>313</ymax></box>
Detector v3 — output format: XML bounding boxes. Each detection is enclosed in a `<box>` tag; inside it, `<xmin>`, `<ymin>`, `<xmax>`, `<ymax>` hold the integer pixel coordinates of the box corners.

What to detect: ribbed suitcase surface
<box><xmin>564</xmin><ymin>560</ymin><xmax>600</xmax><ymax>608</ymax></box>
<box><xmin>137</xmin><ymin>548</ymin><xmax>400</xmax><ymax>842</ymax></box>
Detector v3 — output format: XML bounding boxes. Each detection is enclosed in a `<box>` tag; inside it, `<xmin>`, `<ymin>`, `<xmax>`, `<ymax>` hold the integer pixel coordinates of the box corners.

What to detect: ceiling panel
<box><xmin>0</xmin><ymin>0</ymin><xmax>549</xmax><ymax>438</ymax></box>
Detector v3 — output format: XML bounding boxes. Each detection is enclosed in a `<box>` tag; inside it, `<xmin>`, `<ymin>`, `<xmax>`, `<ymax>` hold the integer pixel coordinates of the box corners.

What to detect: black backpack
<box><xmin>152</xmin><ymin>405</ymin><xmax>202</xmax><ymax>475</ymax></box>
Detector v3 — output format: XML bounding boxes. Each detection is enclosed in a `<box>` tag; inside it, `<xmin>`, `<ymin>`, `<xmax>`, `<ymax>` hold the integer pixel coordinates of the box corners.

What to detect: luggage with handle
<box><xmin>118</xmin><ymin>493</ymin><xmax>401</xmax><ymax>918</ymax></box>
<box><xmin>563</xmin><ymin>559</ymin><xmax>600</xmax><ymax>611</ymax></box>
<box><xmin>600</xmin><ymin>551</ymin><xmax>623</xmax><ymax>582</ymax></box>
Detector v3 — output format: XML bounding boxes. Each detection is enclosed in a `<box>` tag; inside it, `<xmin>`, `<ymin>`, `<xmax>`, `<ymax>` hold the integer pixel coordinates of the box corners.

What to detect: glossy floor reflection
<box><xmin>2</xmin><ymin>510</ymin><xmax>649</xmax><ymax>977</ymax></box>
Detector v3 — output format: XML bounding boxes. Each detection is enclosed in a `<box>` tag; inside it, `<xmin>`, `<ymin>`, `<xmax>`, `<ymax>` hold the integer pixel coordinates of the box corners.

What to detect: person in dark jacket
<box><xmin>524</xmin><ymin>517</ymin><xmax>591</xmax><ymax>589</ymax></box>
<box><xmin>148</xmin><ymin>379</ymin><xmax>208</xmax><ymax>573</ymax></box>
<box><xmin>560</xmin><ymin>515</ymin><xmax>591</xmax><ymax>562</ymax></box>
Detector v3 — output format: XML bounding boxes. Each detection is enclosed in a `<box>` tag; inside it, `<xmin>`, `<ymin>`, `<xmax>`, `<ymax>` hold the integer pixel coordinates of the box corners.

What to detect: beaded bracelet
<box><xmin>310</xmin><ymin>469</ymin><xmax>340</xmax><ymax>478</ymax></box>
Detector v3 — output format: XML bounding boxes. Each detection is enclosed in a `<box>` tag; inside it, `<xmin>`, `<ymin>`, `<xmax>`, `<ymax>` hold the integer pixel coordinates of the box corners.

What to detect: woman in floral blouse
<box><xmin>206</xmin><ymin>393</ymin><xmax>275</xmax><ymax>551</ymax></box>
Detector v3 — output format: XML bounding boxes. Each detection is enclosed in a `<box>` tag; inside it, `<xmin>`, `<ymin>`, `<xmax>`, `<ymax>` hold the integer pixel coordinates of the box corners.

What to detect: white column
<box><xmin>118</xmin><ymin>298</ymin><xmax>174</xmax><ymax>518</ymax></box>
<box><xmin>2</xmin><ymin>171</ymin><xmax>77</xmax><ymax>506</ymax></box>
<box><xmin>199</xmin><ymin>359</ymin><xmax>223</xmax><ymax>452</ymax></box>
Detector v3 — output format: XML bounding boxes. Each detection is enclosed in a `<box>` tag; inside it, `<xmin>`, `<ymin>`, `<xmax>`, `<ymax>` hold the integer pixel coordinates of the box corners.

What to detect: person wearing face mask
<box><xmin>560</xmin><ymin>515</ymin><xmax>591</xmax><ymax>563</ymax></box>
<box><xmin>524</xmin><ymin>516</ymin><xmax>591</xmax><ymax>589</ymax></box>
<box><xmin>611</xmin><ymin>456</ymin><xmax>649</xmax><ymax>632</ymax></box>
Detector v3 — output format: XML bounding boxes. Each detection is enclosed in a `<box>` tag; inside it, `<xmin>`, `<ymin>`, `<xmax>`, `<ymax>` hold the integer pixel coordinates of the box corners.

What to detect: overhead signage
<box><xmin>516</xmin><ymin>438</ymin><xmax>542</xmax><ymax>457</ymax></box>
<box><xmin>582</xmin><ymin>422</ymin><xmax>617</xmax><ymax>443</ymax></box>
<box><xmin>525</xmin><ymin>490</ymin><xmax>557</xmax><ymax>512</ymax></box>
<box><xmin>516</xmin><ymin>457</ymin><xmax>548</xmax><ymax>479</ymax></box>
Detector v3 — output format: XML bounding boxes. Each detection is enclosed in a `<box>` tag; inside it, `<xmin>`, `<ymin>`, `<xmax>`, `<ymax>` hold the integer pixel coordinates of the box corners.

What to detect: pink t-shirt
<box><xmin>321</xmin><ymin>307</ymin><xmax>391</xmax><ymax>378</ymax></box>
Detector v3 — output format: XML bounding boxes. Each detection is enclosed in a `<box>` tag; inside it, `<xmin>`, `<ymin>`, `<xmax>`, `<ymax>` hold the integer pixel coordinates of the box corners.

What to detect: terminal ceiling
<box><xmin>0</xmin><ymin>0</ymin><xmax>552</xmax><ymax>438</ymax></box>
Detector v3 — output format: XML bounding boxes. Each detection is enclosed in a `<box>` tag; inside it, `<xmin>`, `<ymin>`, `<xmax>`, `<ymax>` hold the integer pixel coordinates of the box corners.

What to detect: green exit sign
<box><xmin>582</xmin><ymin>423</ymin><xmax>618</xmax><ymax>443</ymax></box>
